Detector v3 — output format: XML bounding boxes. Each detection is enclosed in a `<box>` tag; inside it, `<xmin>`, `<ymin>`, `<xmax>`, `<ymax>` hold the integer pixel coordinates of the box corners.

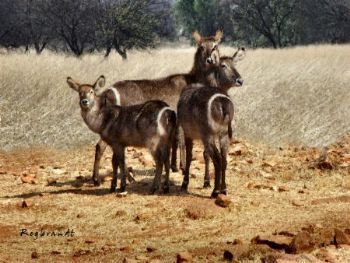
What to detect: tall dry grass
<box><xmin>0</xmin><ymin>45</ymin><xmax>349</xmax><ymax>150</ymax></box>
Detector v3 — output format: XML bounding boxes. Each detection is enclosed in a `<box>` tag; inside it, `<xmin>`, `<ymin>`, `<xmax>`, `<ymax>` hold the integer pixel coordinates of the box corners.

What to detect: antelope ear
<box><xmin>232</xmin><ymin>47</ymin><xmax>246</xmax><ymax>63</ymax></box>
<box><xmin>67</xmin><ymin>77</ymin><xmax>80</xmax><ymax>92</ymax></box>
<box><xmin>193</xmin><ymin>30</ymin><xmax>202</xmax><ymax>45</ymax></box>
<box><xmin>214</xmin><ymin>30</ymin><xmax>223</xmax><ymax>43</ymax></box>
<box><xmin>94</xmin><ymin>75</ymin><xmax>106</xmax><ymax>90</ymax></box>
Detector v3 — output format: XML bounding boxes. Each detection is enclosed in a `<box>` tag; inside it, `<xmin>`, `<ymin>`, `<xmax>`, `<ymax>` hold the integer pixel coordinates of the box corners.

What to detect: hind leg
<box><xmin>203</xmin><ymin>150</ymin><xmax>211</xmax><ymax>188</ymax></box>
<box><xmin>170</xmin><ymin>126</ymin><xmax>179</xmax><ymax>172</ymax></box>
<box><xmin>163</xmin><ymin>145</ymin><xmax>171</xmax><ymax>194</ymax></box>
<box><xmin>181</xmin><ymin>137</ymin><xmax>193</xmax><ymax>191</ymax></box>
<box><xmin>219</xmin><ymin>135</ymin><xmax>229</xmax><ymax>195</ymax></box>
<box><xmin>203</xmin><ymin>138</ymin><xmax>222</xmax><ymax>198</ymax></box>
<box><xmin>92</xmin><ymin>139</ymin><xmax>107</xmax><ymax>186</ymax></box>
<box><xmin>150</xmin><ymin>148</ymin><xmax>164</xmax><ymax>194</ymax></box>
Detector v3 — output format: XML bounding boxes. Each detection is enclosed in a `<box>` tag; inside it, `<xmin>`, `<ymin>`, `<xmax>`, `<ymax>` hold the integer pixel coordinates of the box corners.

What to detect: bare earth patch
<box><xmin>0</xmin><ymin>136</ymin><xmax>350</xmax><ymax>262</ymax></box>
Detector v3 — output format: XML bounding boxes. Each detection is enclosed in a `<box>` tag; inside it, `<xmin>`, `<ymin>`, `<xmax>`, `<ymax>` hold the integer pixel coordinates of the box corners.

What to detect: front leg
<box><xmin>117</xmin><ymin>147</ymin><xmax>127</xmax><ymax>193</ymax></box>
<box><xmin>110</xmin><ymin>153</ymin><xmax>119</xmax><ymax>193</ymax></box>
<box><xmin>93</xmin><ymin>139</ymin><xmax>107</xmax><ymax>186</ymax></box>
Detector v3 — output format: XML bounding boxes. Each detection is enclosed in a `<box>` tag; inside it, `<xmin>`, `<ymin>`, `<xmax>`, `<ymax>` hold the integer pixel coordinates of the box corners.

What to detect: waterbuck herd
<box><xmin>67</xmin><ymin>31</ymin><xmax>246</xmax><ymax>198</ymax></box>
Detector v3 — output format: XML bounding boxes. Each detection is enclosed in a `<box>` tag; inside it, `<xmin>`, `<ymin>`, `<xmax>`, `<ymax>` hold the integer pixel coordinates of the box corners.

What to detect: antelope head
<box><xmin>67</xmin><ymin>75</ymin><xmax>106</xmax><ymax>111</ymax></box>
<box><xmin>217</xmin><ymin>47</ymin><xmax>246</xmax><ymax>89</ymax></box>
<box><xmin>193</xmin><ymin>30</ymin><xmax>223</xmax><ymax>69</ymax></box>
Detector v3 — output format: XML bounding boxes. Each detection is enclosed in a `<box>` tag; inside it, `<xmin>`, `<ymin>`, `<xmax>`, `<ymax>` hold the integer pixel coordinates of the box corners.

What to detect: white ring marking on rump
<box><xmin>157</xmin><ymin>107</ymin><xmax>172</xmax><ymax>136</ymax></box>
<box><xmin>207</xmin><ymin>94</ymin><xmax>232</xmax><ymax>130</ymax></box>
<box><xmin>108</xmin><ymin>87</ymin><xmax>121</xmax><ymax>105</ymax></box>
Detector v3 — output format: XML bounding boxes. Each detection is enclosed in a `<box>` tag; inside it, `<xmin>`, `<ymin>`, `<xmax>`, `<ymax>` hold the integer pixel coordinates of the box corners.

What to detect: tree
<box><xmin>232</xmin><ymin>0</ymin><xmax>300</xmax><ymax>48</ymax></box>
<box><xmin>95</xmin><ymin>0</ymin><xmax>159</xmax><ymax>59</ymax></box>
<box><xmin>38</xmin><ymin>0</ymin><xmax>96</xmax><ymax>56</ymax></box>
<box><xmin>298</xmin><ymin>0</ymin><xmax>350</xmax><ymax>44</ymax></box>
<box><xmin>173</xmin><ymin>0</ymin><xmax>220</xmax><ymax>38</ymax></box>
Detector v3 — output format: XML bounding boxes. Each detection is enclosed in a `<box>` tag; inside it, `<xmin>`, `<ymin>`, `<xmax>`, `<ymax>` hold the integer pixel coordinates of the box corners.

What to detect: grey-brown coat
<box><xmin>67</xmin><ymin>76</ymin><xmax>176</xmax><ymax>194</ymax></box>
<box><xmin>91</xmin><ymin>30</ymin><xmax>224</xmax><ymax>186</ymax></box>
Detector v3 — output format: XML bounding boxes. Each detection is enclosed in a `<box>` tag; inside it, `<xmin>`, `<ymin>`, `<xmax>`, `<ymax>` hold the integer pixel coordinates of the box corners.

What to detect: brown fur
<box><xmin>177</xmin><ymin>48</ymin><xmax>246</xmax><ymax>196</ymax></box>
<box><xmin>91</xmin><ymin>30</ymin><xmax>224</xmax><ymax>186</ymax></box>
<box><xmin>67</xmin><ymin>76</ymin><xmax>176</xmax><ymax>194</ymax></box>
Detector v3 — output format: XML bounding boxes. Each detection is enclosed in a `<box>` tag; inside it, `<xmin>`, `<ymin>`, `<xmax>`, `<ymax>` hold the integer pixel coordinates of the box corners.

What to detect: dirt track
<box><xmin>1</xmin><ymin>136</ymin><xmax>350</xmax><ymax>262</ymax></box>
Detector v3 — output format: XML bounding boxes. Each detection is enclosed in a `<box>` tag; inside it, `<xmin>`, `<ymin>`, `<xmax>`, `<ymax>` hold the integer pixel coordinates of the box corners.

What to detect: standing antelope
<box><xmin>91</xmin><ymin>30</ymin><xmax>224</xmax><ymax>186</ymax></box>
<box><xmin>67</xmin><ymin>76</ymin><xmax>176</xmax><ymax>194</ymax></box>
<box><xmin>177</xmin><ymin>48</ymin><xmax>246</xmax><ymax>197</ymax></box>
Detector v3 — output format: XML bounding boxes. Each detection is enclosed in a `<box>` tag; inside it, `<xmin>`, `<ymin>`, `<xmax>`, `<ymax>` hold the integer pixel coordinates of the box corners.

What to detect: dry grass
<box><xmin>0</xmin><ymin>44</ymin><xmax>349</xmax><ymax>150</ymax></box>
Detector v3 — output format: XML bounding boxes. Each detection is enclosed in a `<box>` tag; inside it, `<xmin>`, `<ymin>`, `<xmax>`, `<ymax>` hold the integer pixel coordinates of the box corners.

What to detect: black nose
<box><xmin>236</xmin><ymin>78</ymin><xmax>243</xmax><ymax>86</ymax></box>
<box><xmin>206</xmin><ymin>57</ymin><xmax>213</xmax><ymax>64</ymax></box>
<box><xmin>81</xmin><ymin>99</ymin><xmax>89</xmax><ymax>106</ymax></box>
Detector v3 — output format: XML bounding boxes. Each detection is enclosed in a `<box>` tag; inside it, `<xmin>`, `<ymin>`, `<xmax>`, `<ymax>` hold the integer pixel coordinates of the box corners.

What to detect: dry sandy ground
<box><xmin>1</xmin><ymin>136</ymin><xmax>350</xmax><ymax>262</ymax></box>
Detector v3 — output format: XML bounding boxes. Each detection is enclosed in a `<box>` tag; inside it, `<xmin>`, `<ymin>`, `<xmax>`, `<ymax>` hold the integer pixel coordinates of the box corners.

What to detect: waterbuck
<box><xmin>67</xmin><ymin>76</ymin><xmax>176</xmax><ymax>194</ymax></box>
<box><xmin>91</xmin><ymin>30</ymin><xmax>224</xmax><ymax>186</ymax></box>
<box><xmin>177</xmin><ymin>48</ymin><xmax>245</xmax><ymax>197</ymax></box>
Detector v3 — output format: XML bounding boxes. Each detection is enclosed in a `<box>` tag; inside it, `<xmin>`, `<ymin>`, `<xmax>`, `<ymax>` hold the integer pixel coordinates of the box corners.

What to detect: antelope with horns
<box><xmin>67</xmin><ymin>76</ymin><xmax>176</xmax><ymax>194</ymax></box>
<box><xmin>91</xmin><ymin>30</ymin><xmax>223</xmax><ymax>186</ymax></box>
<box><xmin>177</xmin><ymin>48</ymin><xmax>246</xmax><ymax>197</ymax></box>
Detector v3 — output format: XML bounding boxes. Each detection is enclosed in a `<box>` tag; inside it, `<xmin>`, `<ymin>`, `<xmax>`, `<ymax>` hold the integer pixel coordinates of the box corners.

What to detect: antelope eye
<box><xmin>90</xmin><ymin>90</ymin><xmax>93</xmax><ymax>94</ymax></box>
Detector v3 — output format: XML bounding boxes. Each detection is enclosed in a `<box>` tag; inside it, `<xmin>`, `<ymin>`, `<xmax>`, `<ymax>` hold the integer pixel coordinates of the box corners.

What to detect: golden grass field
<box><xmin>0</xmin><ymin>45</ymin><xmax>350</xmax><ymax>262</ymax></box>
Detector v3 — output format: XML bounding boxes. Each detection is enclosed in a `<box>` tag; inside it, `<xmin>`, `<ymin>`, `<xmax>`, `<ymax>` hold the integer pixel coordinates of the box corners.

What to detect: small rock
<box><xmin>287</xmin><ymin>231</ymin><xmax>314</xmax><ymax>254</ymax></box>
<box><xmin>232</xmin><ymin>239</ymin><xmax>243</xmax><ymax>245</ymax></box>
<box><xmin>215</xmin><ymin>194</ymin><xmax>232</xmax><ymax>208</ymax></box>
<box><xmin>259</xmin><ymin>171</ymin><xmax>274</xmax><ymax>180</ymax></box>
<box><xmin>21</xmin><ymin>200</ymin><xmax>33</xmax><ymax>208</ymax></box>
<box><xmin>116</xmin><ymin>191</ymin><xmax>128</xmax><ymax>198</ymax></box>
<box><xmin>262</xmin><ymin>160</ymin><xmax>277</xmax><ymax>168</ymax></box>
<box><xmin>31</xmin><ymin>251</ymin><xmax>39</xmax><ymax>259</ymax></box>
<box><xmin>278</xmin><ymin>186</ymin><xmax>289</xmax><ymax>192</ymax></box>
<box><xmin>47</xmin><ymin>178</ymin><xmax>57</xmax><ymax>186</ymax></box>
<box><xmin>334</xmin><ymin>229</ymin><xmax>350</xmax><ymax>246</ymax></box>
<box><xmin>230</xmin><ymin>145</ymin><xmax>242</xmax><ymax>156</ymax></box>
<box><xmin>85</xmin><ymin>240</ymin><xmax>94</xmax><ymax>244</ymax></box>
<box><xmin>51</xmin><ymin>168</ymin><xmax>65</xmax><ymax>175</ymax></box>
<box><xmin>51</xmin><ymin>251</ymin><xmax>61</xmax><ymax>255</ymax></box>
<box><xmin>146</xmin><ymin>246</ymin><xmax>156</xmax><ymax>252</ymax></box>
<box><xmin>176</xmin><ymin>251</ymin><xmax>192</xmax><ymax>262</ymax></box>
<box><xmin>223</xmin><ymin>250</ymin><xmax>234</xmax><ymax>261</ymax></box>
<box><xmin>292</xmin><ymin>200</ymin><xmax>303</xmax><ymax>207</ymax></box>
<box><xmin>120</xmin><ymin>246</ymin><xmax>133</xmax><ymax>253</ymax></box>
<box><xmin>115</xmin><ymin>210</ymin><xmax>127</xmax><ymax>217</ymax></box>
<box><xmin>21</xmin><ymin>175</ymin><xmax>36</xmax><ymax>184</ymax></box>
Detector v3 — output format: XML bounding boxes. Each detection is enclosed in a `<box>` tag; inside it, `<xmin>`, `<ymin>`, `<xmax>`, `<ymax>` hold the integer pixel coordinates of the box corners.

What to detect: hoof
<box><xmin>171</xmin><ymin>166</ymin><xmax>179</xmax><ymax>172</ymax></box>
<box><xmin>119</xmin><ymin>186</ymin><xmax>126</xmax><ymax>193</ymax></box>
<box><xmin>93</xmin><ymin>179</ymin><xmax>101</xmax><ymax>186</ymax></box>
<box><xmin>150</xmin><ymin>187</ymin><xmax>157</xmax><ymax>195</ymax></box>
<box><xmin>181</xmin><ymin>181</ymin><xmax>188</xmax><ymax>191</ymax></box>
<box><xmin>211</xmin><ymin>190</ymin><xmax>220</xmax><ymax>198</ymax></box>
<box><xmin>221</xmin><ymin>189</ymin><xmax>228</xmax><ymax>195</ymax></box>
<box><xmin>110</xmin><ymin>187</ymin><xmax>116</xmax><ymax>193</ymax></box>
<box><xmin>163</xmin><ymin>186</ymin><xmax>170</xmax><ymax>194</ymax></box>
<box><xmin>203</xmin><ymin>181</ymin><xmax>211</xmax><ymax>188</ymax></box>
